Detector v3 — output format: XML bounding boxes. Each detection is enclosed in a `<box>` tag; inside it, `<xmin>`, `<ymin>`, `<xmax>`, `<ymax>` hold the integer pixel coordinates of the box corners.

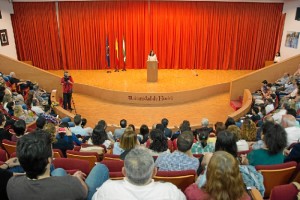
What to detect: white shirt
<box><xmin>265</xmin><ymin>104</ymin><xmax>274</xmax><ymax>115</ymax></box>
<box><xmin>31</xmin><ymin>106</ymin><xmax>45</xmax><ymax>116</ymax></box>
<box><xmin>274</xmin><ymin>56</ymin><xmax>281</xmax><ymax>63</ymax></box>
<box><xmin>147</xmin><ymin>54</ymin><xmax>158</xmax><ymax>61</ymax></box>
<box><xmin>285</xmin><ymin>126</ymin><xmax>300</xmax><ymax>147</ymax></box>
<box><xmin>237</xmin><ymin>140</ymin><xmax>249</xmax><ymax>152</ymax></box>
<box><xmin>92</xmin><ymin>179</ymin><xmax>186</xmax><ymax>200</ymax></box>
<box><xmin>70</xmin><ymin>125</ymin><xmax>89</xmax><ymax>136</ymax></box>
<box><xmin>272</xmin><ymin>109</ymin><xmax>287</xmax><ymax>124</ymax></box>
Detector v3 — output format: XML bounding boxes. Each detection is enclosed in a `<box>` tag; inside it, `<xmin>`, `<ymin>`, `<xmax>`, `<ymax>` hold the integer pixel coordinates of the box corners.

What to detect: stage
<box><xmin>48</xmin><ymin>69</ymin><xmax>253</xmax><ymax>128</ymax></box>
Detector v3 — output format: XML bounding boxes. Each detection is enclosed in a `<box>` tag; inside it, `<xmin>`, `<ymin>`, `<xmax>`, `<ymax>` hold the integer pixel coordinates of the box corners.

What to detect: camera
<box><xmin>64</xmin><ymin>75</ymin><xmax>69</xmax><ymax>82</ymax></box>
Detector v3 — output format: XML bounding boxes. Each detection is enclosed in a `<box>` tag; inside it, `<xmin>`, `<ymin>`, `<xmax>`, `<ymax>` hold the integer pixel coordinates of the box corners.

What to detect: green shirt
<box><xmin>247</xmin><ymin>149</ymin><xmax>284</xmax><ymax>166</ymax></box>
<box><xmin>191</xmin><ymin>141</ymin><xmax>215</xmax><ymax>154</ymax></box>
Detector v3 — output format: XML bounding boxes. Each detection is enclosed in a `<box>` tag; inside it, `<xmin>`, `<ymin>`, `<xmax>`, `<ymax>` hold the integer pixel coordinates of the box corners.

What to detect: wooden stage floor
<box><xmin>48</xmin><ymin>69</ymin><xmax>253</xmax><ymax>128</ymax></box>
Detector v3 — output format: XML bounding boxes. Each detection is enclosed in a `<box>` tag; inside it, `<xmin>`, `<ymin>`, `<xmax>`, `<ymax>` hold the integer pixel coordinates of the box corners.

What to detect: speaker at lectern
<box><xmin>147</xmin><ymin>61</ymin><xmax>158</xmax><ymax>82</ymax></box>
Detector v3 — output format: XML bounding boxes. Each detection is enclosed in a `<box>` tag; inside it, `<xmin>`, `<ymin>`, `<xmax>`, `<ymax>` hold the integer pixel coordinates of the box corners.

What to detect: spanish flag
<box><xmin>115</xmin><ymin>38</ymin><xmax>119</xmax><ymax>65</ymax></box>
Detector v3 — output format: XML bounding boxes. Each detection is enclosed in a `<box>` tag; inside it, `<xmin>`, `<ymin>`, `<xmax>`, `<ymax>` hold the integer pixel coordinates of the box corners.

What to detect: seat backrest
<box><xmin>66</xmin><ymin>150</ymin><xmax>98</xmax><ymax>171</ymax></box>
<box><xmin>53</xmin><ymin>158</ymin><xmax>90</xmax><ymax>175</ymax></box>
<box><xmin>154</xmin><ymin>170</ymin><xmax>196</xmax><ymax>191</ymax></box>
<box><xmin>255</xmin><ymin>161</ymin><xmax>297</xmax><ymax>198</ymax></box>
<box><xmin>290</xmin><ymin>162</ymin><xmax>300</xmax><ymax>183</ymax></box>
<box><xmin>103</xmin><ymin>153</ymin><xmax>121</xmax><ymax>161</ymax></box>
<box><xmin>167</xmin><ymin>140</ymin><xmax>173</xmax><ymax>152</ymax></box>
<box><xmin>101</xmin><ymin>160</ymin><xmax>124</xmax><ymax>172</ymax></box>
<box><xmin>2</xmin><ymin>139</ymin><xmax>17</xmax><ymax>157</ymax></box>
<box><xmin>53</xmin><ymin>149</ymin><xmax>64</xmax><ymax>158</ymax></box>
<box><xmin>0</xmin><ymin>148</ymin><xmax>8</xmax><ymax>162</ymax></box>
<box><xmin>269</xmin><ymin>183</ymin><xmax>299</xmax><ymax>200</ymax></box>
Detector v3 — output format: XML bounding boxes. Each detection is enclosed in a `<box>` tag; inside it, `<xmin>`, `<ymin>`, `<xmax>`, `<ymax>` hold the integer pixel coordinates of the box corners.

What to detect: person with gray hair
<box><xmin>281</xmin><ymin>114</ymin><xmax>300</xmax><ymax>147</ymax></box>
<box><xmin>92</xmin><ymin>147</ymin><xmax>186</xmax><ymax>200</ymax></box>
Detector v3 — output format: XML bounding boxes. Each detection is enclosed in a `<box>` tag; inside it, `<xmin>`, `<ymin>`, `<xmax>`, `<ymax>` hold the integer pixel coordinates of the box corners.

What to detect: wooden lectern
<box><xmin>147</xmin><ymin>61</ymin><xmax>158</xmax><ymax>82</ymax></box>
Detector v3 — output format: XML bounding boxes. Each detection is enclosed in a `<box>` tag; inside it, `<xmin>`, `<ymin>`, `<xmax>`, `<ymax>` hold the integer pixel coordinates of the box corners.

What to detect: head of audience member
<box><xmin>59</xmin><ymin>122</ymin><xmax>70</xmax><ymax>128</ymax></box>
<box><xmin>195</xmin><ymin>130</ymin><xmax>209</xmax><ymax>147</ymax></box>
<box><xmin>13</xmin><ymin>105</ymin><xmax>25</xmax><ymax>118</ymax></box>
<box><xmin>275</xmin><ymin>52</ymin><xmax>281</xmax><ymax>57</ymax></box>
<box><xmin>74</xmin><ymin>114</ymin><xmax>82</xmax><ymax>126</ymax></box>
<box><xmin>201</xmin><ymin>118</ymin><xmax>209</xmax><ymax>128</ymax></box>
<box><xmin>97</xmin><ymin>120</ymin><xmax>107</xmax><ymax>130</ymax></box>
<box><xmin>36</xmin><ymin>116</ymin><xmax>46</xmax><ymax>130</ymax></box>
<box><xmin>262</xmin><ymin>122</ymin><xmax>287</xmax><ymax>154</ymax></box>
<box><xmin>120</xmin><ymin>119</ymin><xmax>127</xmax><ymax>128</ymax></box>
<box><xmin>205</xmin><ymin>151</ymin><xmax>246</xmax><ymax>200</ymax></box>
<box><xmin>149</xmin><ymin>129</ymin><xmax>168</xmax><ymax>153</ymax></box>
<box><xmin>215</xmin><ymin>130</ymin><xmax>238</xmax><ymax>158</ymax></box>
<box><xmin>262</xmin><ymin>80</ymin><xmax>268</xmax><ymax>86</ymax></box>
<box><xmin>155</xmin><ymin>124</ymin><xmax>164</xmax><ymax>132</ymax></box>
<box><xmin>140</xmin><ymin>124</ymin><xmax>149</xmax><ymax>136</ymax></box>
<box><xmin>0</xmin><ymin>112</ymin><xmax>5</xmax><ymax>128</ymax></box>
<box><xmin>81</xmin><ymin>118</ymin><xmax>87</xmax><ymax>128</ymax></box>
<box><xmin>92</xmin><ymin>125</ymin><xmax>108</xmax><ymax>145</ymax></box>
<box><xmin>251</xmin><ymin>106</ymin><xmax>259</xmax><ymax>116</ymax></box>
<box><xmin>161</xmin><ymin>118</ymin><xmax>169</xmax><ymax>128</ymax></box>
<box><xmin>44</xmin><ymin>105</ymin><xmax>51</xmax><ymax>113</ymax></box>
<box><xmin>259</xmin><ymin>105</ymin><xmax>266</xmax><ymax>116</ymax></box>
<box><xmin>120</xmin><ymin>129</ymin><xmax>138</xmax><ymax>150</ymax></box>
<box><xmin>263</xmin><ymin>115</ymin><xmax>275</xmax><ymax>124</ymax></box>
<box><xmin>123</xmin><ymin>147</ymin><xmax>156</xmax><ymax>186</ymax></box>
<box><xmin>15</xmin><ymin>94</ymin><xmax>25</xmax><ymax>105</ymax></box>
<box><xmin>10</xmin><ymin>72</ymin><xmax>16</xmax><ymax>78</ymax></box>
<box><xmin>2</xmin><ymin>93</ymin><xmax>12</xmax><ymax>104</ymax></box>
<box><xmin>32</xmin><ymin>99</ymin><xmax>39</xmax><ymax>107</ymax></box>
<box><xmin>128</xmin><ymin>124</ymin><xmax>136</xmax><ymax>132</ymax></box>
<box><xmin>43</xmin><ymin>122</ymin><xmax>57</xmax><ymax>143</ymax></box>
<box><xmin>286</xmin><ymin>109</ymin><xmax>297</xmax><ymax>118</ymax></box>
<box><xmin>0</xmin><ymin>87</ymin><xmax>5</xmax><ymax>103</ymax></box>
<box><xmin>17</xmin><ymin>130</ymin><xmax>52</xmax><ymax>179</ymax></box>
<box><xmin>240</xmin><ymin>117</ymin><xmax>257</xmax><ymax>141</ymax></box>
<box><xmin>13</xmin><ymin>119</ymin><xmax>26</xmax><ymax>137</ymax></box>
<box><xmin>6</xmin><ymin>101</ymin><xmax>14</xmax><ymax>112</ymax></box>
<box><xmin>180</xmin><ymin>120</ymin><xmax>191</xmax><ymax>133</ymax></box>
<box><xmin>177</xmin><ymin>131</ymin><xmax>194</xmax><ymax>153</ymax></box>
<box><xmin>214</xmin><ymin>122</ymin><xmax>226</xmax><ymax>135</ymax></box>
<box><xmin>227</xmin><ymin>125</ymin><xmax>241</xmax><ymax>141</ymax></box>
<box><xmin>225</xmin><ymin>117</ymin><xmax>235</xmax><ymax>129</ymax></box>
<box><xmin>281</xmin><ymin>114</ymin><xmax>297</xmax><ymax>128</ymax></box>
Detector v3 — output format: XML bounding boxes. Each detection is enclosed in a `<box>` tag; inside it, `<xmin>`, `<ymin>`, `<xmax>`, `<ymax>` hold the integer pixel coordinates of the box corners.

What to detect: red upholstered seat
<box><xmin>269</xmin><ymin>183</ymin><xmax>299</xmax><ymax>200</ymax></box>
<box><xmin>0</xmin><ymin>148</ymin><xmax>8</xmax><ymax>162</ymax></box>
<box><xmin>53</xmin><ymin>149</ymin><xmax>64</xmax><ymax>158</ymax></box>
<box><xmin>53</xmin><ymin>158</ymin><xmax>90</xmax><ymax>175</ymax></box>
<box><xmin>154</xmin><ymin>170</ymin><xmax>196</xmax><ymax>191</ymax></box>
<box><xmin>101</xmin><ymin>160</ymin><xmax>124</xmax><ymax>180</ymax></box>
<box><xmin>2</xmin><ymin>139</ymin><xmax>17</xmax><ymax>157</ymax></box>
<box><xmin>66</xmin><ymin>150</ymin><xmax>100</xmax><ymax>171</ymax></box>
<box><xmin>255</xmin><ymin>161</ymin><xmax>297</xmax><ymax>198</ymax></box>
<box><xmin>103</xmin><ymin>153</ymin><xmax>121</xmax><ymax>161</ymax></box>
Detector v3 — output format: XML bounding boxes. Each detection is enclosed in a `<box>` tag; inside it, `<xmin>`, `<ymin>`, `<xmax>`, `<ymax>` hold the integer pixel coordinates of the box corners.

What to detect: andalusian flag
<box><xmin>106</xmin><ymin>37</ymin><xmax>110</xmax><ymax>68</ymax></box>
<box><xmin>115</xmin><ymin>38</ymin><xmax>119</xmax><ymax>64</ymax></box>
<box><xmin>122</xmin><ymin>37</ymin><xmax>126</xmax><ymax>63</ymax></box>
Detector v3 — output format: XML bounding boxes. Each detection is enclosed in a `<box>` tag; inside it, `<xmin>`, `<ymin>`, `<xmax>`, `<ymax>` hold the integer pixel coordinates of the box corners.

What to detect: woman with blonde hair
<box><xmin>113</xmin><ymin>127</ymin><xmax>139</xmax><ymax>160</ymax></box>
<box><xmin>185</xmin><ymin>151</ymin><xmax>250</xmax><ymax>200</ymax></box>
<box><xmin>240</xmin><ymin>117</ymin><xmax>257</xmax><ymax>141</ymax></box>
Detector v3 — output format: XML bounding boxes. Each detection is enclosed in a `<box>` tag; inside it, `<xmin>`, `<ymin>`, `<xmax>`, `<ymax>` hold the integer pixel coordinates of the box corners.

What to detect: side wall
<box><xmin>0</xmin><ymin>1</ymin><xmax>17</xmax><ymax>59</ymax></box>
<box><xmin>230</xmin><ymin>54</ymin><xmax>300</xmax><ymax>100</ymax></box>
<box><xmin>280</xmin><ymin>0</ymin><xmax>300</xmax><ymax>60</ymax></box>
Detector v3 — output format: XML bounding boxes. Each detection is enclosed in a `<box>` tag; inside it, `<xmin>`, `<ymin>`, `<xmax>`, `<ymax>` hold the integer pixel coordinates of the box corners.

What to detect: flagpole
<box><xmin>114</xmin><ymin>37</ymin><xmax>119</xmax><ymax>72</ymax></box>
<box><xmin>122</xmin><ymin>36</ymin><xmax>126</xmax><ymax>71</ymax></box>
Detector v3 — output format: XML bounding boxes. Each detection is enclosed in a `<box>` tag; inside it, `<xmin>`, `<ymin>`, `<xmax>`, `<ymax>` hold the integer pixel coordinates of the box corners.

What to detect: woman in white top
<box><xmin>274</xmin><ymin>52</ymin><xmax>281</xmax><ymax>63</ymax></box>
<box><xmin>147</xmin><ymin>50</ymin><xmax>158</xmax><ymax>61</ymax></box>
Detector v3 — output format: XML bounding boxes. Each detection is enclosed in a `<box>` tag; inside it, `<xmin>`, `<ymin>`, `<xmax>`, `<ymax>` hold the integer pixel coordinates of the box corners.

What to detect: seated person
<box><xmin>242</xmin><ymin>122</ymin><xmax>287</xmax><ymax>166</ymax></box>
<box><xmin>148</xmin><ymin>129</ymin><xmax>170</xmax><ymax>156</ymax></box>
<box><xmin>11</xmin><ymin>119</ymin><xmax>26</xmax><ymax>142</ymax></box>
<box><xmin>53</xmin><ymin>127</ymin><xmax>74</xmax><ymax>157</ymax></box>
<box><xmin>185</xmin><ymin>151</ymin><xmax>251</xmax><ymax>200</ymax></box>
<box><xmin>138</xmin><ymin>124</ymin><xmax>149</xmax><ymax>144</ymax></box>
<box><xmin>70</xmin><ymin>114</ymin><xmax>89</xmax><ymax>137</ymax></box>
<box><xmin>191</xmin><ymin>129</ymin><xmax>214</xmax><ymax>154</ymax></box>
<box><xmin>7</xmin><ymin>130</ymin><xmax>109</xmax><ymax>200</ymax></box>
<box><xmin>155</xmin><ymin>131</ymin><xmax>199</xmax><ymax>172</ymax></box>
<box><xmin>92</xmin><ymin>147</ymin><xmax>185</xmax><ymax>200</ymax></box>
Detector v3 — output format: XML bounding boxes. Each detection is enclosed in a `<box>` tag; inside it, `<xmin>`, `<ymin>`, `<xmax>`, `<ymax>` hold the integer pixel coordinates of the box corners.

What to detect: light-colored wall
<box><xmin>280</xmin><ymin>0</ymin><xmax>300</xmax><ymax>60</ymax></box>
<box><xmin>0</xmin><ymin>0</ymin><xmax>17</xmax><ymax>59</ymax></box>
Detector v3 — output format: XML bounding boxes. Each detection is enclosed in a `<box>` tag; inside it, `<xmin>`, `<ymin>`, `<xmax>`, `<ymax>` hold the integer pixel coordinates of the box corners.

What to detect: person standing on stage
<box><xmin>61</xmin><ymin>71</ymin><xmax>74</xmax><ymax>111</ymax></box>
<box><xmin>148</xmin><ymin>50</ymin><xmax>158</xmax><ymax>62</ymax></box>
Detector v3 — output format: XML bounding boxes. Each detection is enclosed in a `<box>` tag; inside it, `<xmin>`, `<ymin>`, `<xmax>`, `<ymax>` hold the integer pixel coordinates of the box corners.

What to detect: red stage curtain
<box><xmin>58</xmin><ymin>1</ymin><xmax>148</xmax><ymax>70</ymax></box>
<box><xmin>11</xmin><ymin>2</ymin><xmax>61</xmax><ymax>70</ymax></box>
<box><xmin>11</xmin><ymin>1</ymin><xmax>283</xmax><ymax>70</ymax></box>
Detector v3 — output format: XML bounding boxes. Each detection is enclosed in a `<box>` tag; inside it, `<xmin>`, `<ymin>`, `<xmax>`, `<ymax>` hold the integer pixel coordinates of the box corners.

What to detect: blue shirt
<box><xmin>70</xmin><ymin>126</ymin><xmax>89</xmax><ymax>137</ymax></box>
<box><xmin>155</xmin><ymin>151</ymin><xmax>199</xmax><ymax>172</ymax></box>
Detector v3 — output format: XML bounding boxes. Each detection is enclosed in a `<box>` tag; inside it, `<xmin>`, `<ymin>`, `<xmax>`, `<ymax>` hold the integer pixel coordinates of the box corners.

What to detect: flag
<box><xmin>122</xmin><ymin>37</ymin><xmax>126</xmax><ymax>63</ymax></box>
<box><xmin>115</xmin><ymin>38</ymin><xmax>119</xmax><ymax>65</ymax></box>
<box><xmin>106</xmin><ymin>37</ymin><xmax>110</xmax><ymax>68</ymax></box>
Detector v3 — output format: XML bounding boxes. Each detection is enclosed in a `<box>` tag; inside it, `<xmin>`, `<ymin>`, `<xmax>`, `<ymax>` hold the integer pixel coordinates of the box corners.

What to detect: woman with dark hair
<box><xmin>185</xmin><ymin>151</ymin><xmax>250</xmax><ymax>200</ymax></box>
<box><xmin>148</xmin><ymin>129</ymin><xmax>170</xmax><ymax>156</ymax></box>
<box><xmin>138</xmin><ymin>124</ymin><xmax>149</xmax><ymax>144</ymax></box>
<box><xmin>225</xmin><ymin>117</ymin><xmax>236</xmax><ymax>129</ymax></box>
<box><xmin>147</xmin><ymin>50</ymin><xmax>158</xmax><ymax>61</ymax></box>
<box><xmin>242</xmin><ymin>122</ymin><xmax>287</xmax><ymax>166</ymax></box>
<box><xmin>6</xmin><ymin>101</ymin><xmax>14</xmax><ymax>116</ymax></box>
<box><xmin>250</xmin><ymin>106</ymin><xmax>261</xmax><ymax>122</ymax></box>
<box><xmin>88</xmin><ymin>125</ymin><xmax>113</xmax><ymax>149</ymax></box>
